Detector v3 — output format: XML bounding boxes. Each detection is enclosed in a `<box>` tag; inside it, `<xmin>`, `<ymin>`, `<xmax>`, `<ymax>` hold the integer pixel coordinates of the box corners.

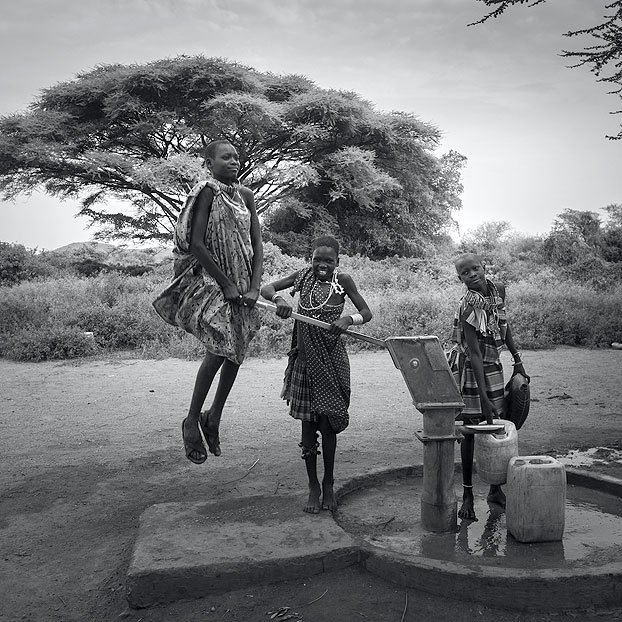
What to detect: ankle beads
<box><xmin>299</xmin><ymin>441</ymin><xmax>321</xmax><ymax>459</ymax></box>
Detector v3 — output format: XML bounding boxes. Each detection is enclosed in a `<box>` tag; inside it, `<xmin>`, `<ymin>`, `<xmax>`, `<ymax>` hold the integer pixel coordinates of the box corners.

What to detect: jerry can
<box><xmin>474</xmin><ymin>419</ymin><xmax>518</xmax><ymax>485</ymax></box>
<box><xmin>506</xmin><ymin>455</ymin><xmax>566</xmax><ymax>543</ymax></box>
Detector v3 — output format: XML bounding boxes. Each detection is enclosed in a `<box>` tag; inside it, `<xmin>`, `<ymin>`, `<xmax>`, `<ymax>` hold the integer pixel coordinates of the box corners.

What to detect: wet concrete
<box><xmin>126</xmin><ymin>462</ymin><xmax>622</xmax><ymax>612</ymax></box>
<box><xmin>335</xmin><ymin>465</ymin><xmax>622</xmax><ymax>611</ymax></box>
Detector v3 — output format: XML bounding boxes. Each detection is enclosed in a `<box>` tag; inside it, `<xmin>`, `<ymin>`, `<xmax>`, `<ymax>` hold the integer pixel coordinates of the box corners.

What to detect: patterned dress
<box><xmin>447</xmin><ymin>279</ymin><xmax>507</xmax><ymax>423</ymax></box>
<box><xmin>281</xmin><ymin>267</ymin><xmax>351</xmax><ymax>433</ymax></box>
<box><xmin>152</xmin><ymin>178</ymin><xmax>260</xmax><ymax>365</ymax></box>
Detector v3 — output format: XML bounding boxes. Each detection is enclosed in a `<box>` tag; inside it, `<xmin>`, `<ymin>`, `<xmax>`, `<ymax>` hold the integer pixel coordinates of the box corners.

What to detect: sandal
<box><xmin>200</xmin><ymin>409</ymin><xmax>221</xmax><ymax>457</ymax></box>
<box><xmin>182</xmin><ymin>417</ymin><xmax>207</xmax><ymax>464</ymax></box>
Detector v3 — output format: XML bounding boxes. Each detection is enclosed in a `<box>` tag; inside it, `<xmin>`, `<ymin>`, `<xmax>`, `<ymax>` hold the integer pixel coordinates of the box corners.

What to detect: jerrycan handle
<box><xmin>492</xmin><ymin>420</ymin><xmax>508</xmax><ymax>439</ymax></box>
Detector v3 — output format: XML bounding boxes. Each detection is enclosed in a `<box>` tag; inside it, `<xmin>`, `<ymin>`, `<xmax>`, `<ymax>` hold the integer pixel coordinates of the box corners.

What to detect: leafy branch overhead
<box><xmin>0</xmin><ymin>56</ymin><xmax>465</xmax><ymax>257</ymax></box>
<box><xmin>472</xmin><ymin>0</ymin><xmax>622</xmax><ymax>139</ymax></box>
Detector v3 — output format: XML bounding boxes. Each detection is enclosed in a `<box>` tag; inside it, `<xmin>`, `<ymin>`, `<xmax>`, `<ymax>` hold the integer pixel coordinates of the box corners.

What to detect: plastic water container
<box><xmin>506</xmin><ymin>455</ymin><xmax>566</xmax><ymax>543</ymax></box>
<box><xmin>474</xmin><ymin>419</ymin><xmax>518</xmax><ymax>485</ymax></box>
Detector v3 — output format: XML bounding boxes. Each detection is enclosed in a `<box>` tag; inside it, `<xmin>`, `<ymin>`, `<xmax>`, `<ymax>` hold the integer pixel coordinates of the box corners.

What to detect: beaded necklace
<box><xmin>209</xmin><ymin>176</ymin><xmax>246</xmax><ymax>216</ymax></box>
<box><xmin>298</xmin><ymin>270</ymin><xmax>345</xmax><ymax>312</ymax></box>
<box><xmin>463</xmin><ymin>279</ymin><xmax>507</xmax><ymax>340</ymax></box>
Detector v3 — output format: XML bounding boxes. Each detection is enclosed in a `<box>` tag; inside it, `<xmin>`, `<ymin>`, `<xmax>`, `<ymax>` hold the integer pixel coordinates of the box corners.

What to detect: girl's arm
<box><xmin>260</xmin><ymin>272</ymin><xmax>298</xmax><ymax>319</ymax></box>
<box><xmin>504</xmin><ymin>324</ymin><xmax>527</xmax><ymax>378</ymax></box>
<box><xmin>496</xmin><ymin>283</ymin><xmax>527</xmax><ymax>377</ymax></box>
<box><xmin>330</xmin><ymin>273</ymin><xmax>373</xmax><ymax>334</ymax></box>
<box><xmin>189</xmin><ymin>186</ymin><xmax>240</xmax><ymax>303</ymax></box>
<box><xmin>240</xmin><ymin>186</ymin><xmax>263</xmax><ymax>307</ymax></box>
<box><xmin>462</xmin><ymin>317</ymin><xmax>497</xmax><ymax>424</ymax></box>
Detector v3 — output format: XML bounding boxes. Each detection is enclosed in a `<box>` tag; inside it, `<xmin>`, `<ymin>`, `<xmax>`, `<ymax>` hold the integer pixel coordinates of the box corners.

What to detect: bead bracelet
<box><xmin>349</xmin><ymin>313</ymin><xmax>364</xmax><ymax>325</ymax></box>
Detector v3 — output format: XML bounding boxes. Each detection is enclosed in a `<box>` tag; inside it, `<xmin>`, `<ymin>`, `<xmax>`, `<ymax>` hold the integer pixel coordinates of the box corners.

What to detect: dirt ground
<box><xmin>1</xmin><ymin>346</ymin><xmax>622</xmax><ymax>622</ymax></box>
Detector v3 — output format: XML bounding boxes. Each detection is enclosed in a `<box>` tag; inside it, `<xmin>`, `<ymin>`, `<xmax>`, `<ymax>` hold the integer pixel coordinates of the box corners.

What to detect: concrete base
<box><xmin>362</xmin><ymin>546</ymin><xmax>622</xmax><ymax>611</ymax></box>
<box><xmin>126</xmin><ymin>467</ymin><xmax>622</xmax><ymax>612</ymax></box>
<box><xmin>337</xmin><ymin>465</ymin><xmax>622</xmax><ymax>612</ymax></box>
<box><xmin>420</xmin><ymin>499</ymin><xmax>457</xmax><ymax>533</ymax></box>
<box><xmin>126</xmin><ymin>494</ymin><xmax>359</xmax><ymax>608</ymax></box>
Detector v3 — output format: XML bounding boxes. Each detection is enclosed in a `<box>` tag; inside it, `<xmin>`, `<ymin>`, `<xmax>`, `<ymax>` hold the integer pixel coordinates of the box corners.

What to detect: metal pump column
<box><xmin>385</xmin><ymin>336</ymin><xmax>464</xmax><ymax>533</ymax></box>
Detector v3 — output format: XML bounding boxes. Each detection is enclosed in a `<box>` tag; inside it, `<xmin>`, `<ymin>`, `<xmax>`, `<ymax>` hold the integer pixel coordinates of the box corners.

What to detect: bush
<box><xmin>1</xmin><ymin>249</ymin><xmax>622</xmax><ymax>362</ymax></box>
<box><xmin>508</xmin><ymin>274</ymin><xmax>622</xmax><ymax>348</ymax></box>
<box><xmin>0</xmin><ymin>326</ymin><xmax>96</xmax><ymax>361</ymax></box>
<box><xmin>0</xmin><ymin>285</ymin><xmax>51</xmax><ymax>335</ymax></box>
<box><xmin>0</xmin><ymin>242</ymin><xmax>53</xmax><ymax>285</ymax></box>
<box><xmin>0</xmin><ymin>273</ymin><xmax>174</xmax><ymax>357</ymax></box>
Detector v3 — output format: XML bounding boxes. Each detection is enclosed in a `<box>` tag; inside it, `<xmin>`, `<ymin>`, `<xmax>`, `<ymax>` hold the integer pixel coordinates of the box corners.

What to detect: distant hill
<box><xmin>49</xmin><ymin>242</ymin><xmax>174</xmax><ymax>268</ymax></box>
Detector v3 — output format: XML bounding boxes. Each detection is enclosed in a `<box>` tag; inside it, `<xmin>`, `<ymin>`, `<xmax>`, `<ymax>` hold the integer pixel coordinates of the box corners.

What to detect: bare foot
<box><xmin>304</xmin><ymin>484</ymin><xmax>321</xmax><ymax>514</ymax></box>
<box><xmin>321</xmin><ymin>482</ymin><xmax>337</xmax><ymax>511</ymax></box>
<box><xmin>487</xmin><ymin>485</ymin><xmax>506</xmax><ymax>507</ymax></box>
<box><xmin>458</xmin><ymin>488</ymin><xmax>477</xmax><ymax>521</ymax></box>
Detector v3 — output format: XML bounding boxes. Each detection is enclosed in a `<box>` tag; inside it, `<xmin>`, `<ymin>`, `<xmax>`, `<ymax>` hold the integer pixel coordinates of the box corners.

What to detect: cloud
<box><xmin>1</xmin><ymin>0</ymin><xmax>620</xmax><ymax>247</ymax></box>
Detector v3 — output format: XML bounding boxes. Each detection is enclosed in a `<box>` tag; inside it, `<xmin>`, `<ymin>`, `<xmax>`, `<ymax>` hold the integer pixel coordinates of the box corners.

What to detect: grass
<box><xmin>1</xmin><ymin>249</ymin><xmax>621</xmax><ymax>361</ymax></box>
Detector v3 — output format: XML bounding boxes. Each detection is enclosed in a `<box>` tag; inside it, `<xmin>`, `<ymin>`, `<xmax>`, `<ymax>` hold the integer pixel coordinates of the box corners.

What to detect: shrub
<box><xmin>0</xmin><ymin>325</ymin><xmax>96</xmax><ymax>361</ymax></box>
<box><xmin>0</xmin><ymin>242</ymin><xmax>53</xmax><ymax>285</ymax></box>
<box><xmin>0</xmin><ymin>285</ymin><xmax>51</xmax><ymax>335</ymax></box>
<box><xmin>508</xmin><ymin>275</ymin><xmax>622</xmax><ymax>348</ymax></box>
<box><xmin>1</xmin><ymin>249</ymin><xmax>621</xmax><ymax>361</ymax></box>
<box><xmin>73</xmin><ymin>299</ymin><xmax>173</xmax><ymax>350</ymax></box>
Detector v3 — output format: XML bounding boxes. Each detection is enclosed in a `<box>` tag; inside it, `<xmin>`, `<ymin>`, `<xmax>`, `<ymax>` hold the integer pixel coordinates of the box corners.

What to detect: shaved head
<box><xmin>204</xmin><ymin>140</ymin><xmax>234</xmax><ymax>163</ymax></box>
<box><xmin>312</xmin><ymin>235</ymin><xmax>340</xmax><ymax>255</ymax></box>
<box><xmin>454</xmin><ymin>253</ymin><xmax>483</xmax><ymax>272</ymax></box>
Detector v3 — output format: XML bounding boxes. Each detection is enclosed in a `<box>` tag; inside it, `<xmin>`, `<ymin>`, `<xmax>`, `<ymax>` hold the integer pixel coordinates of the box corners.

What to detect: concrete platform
<box><xmin>127</xmin><ymin>467</ymin><xmax>622</xmax><ymax>612</ymax></box>
<box><xmin>337</xmin><ymin>465</ymin><xmax>622</xmax><ymax>612</ymax></box>
<box><xmin>126</xmin><ymin>494</ymin><xmax>359</xmax><ymax>608</ymax></box>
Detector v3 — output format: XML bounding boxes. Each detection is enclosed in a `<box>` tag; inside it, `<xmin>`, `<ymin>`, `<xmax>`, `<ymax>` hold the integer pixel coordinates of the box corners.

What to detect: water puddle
<box><xmin>338</xmin><ymin>475</ymin><xmax>622</xmax><ymax>570</ymax></box>
<box><xmin>553</xmin><ymin>446</ymin><xmax>622</xmax><ymax>468</ymax></box>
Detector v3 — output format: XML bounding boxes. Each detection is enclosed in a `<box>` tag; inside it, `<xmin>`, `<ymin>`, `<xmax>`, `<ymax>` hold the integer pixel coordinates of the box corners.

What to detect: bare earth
<box><xmin>1</xmin><ymin>347</ymin><xmax>622</xmax><ymax>622</ymax></box>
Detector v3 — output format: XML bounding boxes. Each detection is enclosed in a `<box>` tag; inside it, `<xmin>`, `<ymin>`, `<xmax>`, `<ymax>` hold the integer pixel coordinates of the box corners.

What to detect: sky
<box><xmin>1</xmin><ymin>0</ymin><xmax>620</xmax><ymax>250</ymax></box>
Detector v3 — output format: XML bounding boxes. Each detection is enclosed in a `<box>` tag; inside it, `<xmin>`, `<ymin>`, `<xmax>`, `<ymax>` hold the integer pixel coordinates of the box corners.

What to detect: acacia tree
<box><xmin>0</xmin><ymin>56</ymin><xmax>464</xmax><ymax>256</ymax></box>
<box><xmin>472</xmin><ymin>0</ymin><xmax>622</xmax><ymax>139</ymax></box>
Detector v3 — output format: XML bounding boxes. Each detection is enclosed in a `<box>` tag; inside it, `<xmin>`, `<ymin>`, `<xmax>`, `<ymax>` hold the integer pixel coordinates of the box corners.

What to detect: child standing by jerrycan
<box><xmin>447</xmin><ymin>253</ymin><xmax>527</xmax><ymax>521</ymax></box>
<box><xmin>261</xmin><ymin>236</ymin><xmax>372</xmax><ymax>514</ymax></box>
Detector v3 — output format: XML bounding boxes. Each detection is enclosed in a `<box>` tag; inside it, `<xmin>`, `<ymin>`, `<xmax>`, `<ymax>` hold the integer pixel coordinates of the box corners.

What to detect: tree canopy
<box><xmin>472</xmin><ymin>0</ymin><xmax>622</xmax><ymax>139</ymax></box>
<box><xmin>542</xmin><ymin>206</ymin><xmax>622</xmax><ymax>269</ymax></box>
<box><xmin>454</xmin><ymin>204</ymin><xmax>622</xmax><ymax>287</ymax></box>
<box><xmin>0</xmin><ymin>55</ymin><xmax>464</xmax><ymax>258</ymax></box>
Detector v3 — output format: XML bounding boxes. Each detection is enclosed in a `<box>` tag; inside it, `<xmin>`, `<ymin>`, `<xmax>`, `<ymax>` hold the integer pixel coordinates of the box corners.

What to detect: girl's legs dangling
<box><xmin>189</xmin><ymin>351</ymin><xmax>225</xmax><ymax>416</ymax></box>
<box><xmin>183</xmin><ymin>351</ymin><xmax>225</xmax><ymax>462</ymax></box>
<box><xmin>185</xmin><ymin>351</ymin><xmax>241</xmax><ymax>460</ymax></box>
<box><xmin>202</xmin><ymin>358</ymin><xmax>241</xmax><ymax>455</ymax></box>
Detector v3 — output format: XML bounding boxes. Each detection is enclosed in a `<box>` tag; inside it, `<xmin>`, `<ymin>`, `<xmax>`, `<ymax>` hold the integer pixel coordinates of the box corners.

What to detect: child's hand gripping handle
<box><xmin>255</xmin><ymin>300</ymin><xmax>385</xmax><ymax>348</ymax></box>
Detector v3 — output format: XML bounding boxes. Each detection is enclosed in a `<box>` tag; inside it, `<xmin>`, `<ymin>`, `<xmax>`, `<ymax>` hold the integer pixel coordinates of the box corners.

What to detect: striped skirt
<box><xmin>288</xmin><ymin>356</ymin><xmax>315</xmax><ymax>422</ymax></box>
<box><xmin>452</xmin><ymin>355</ymin><xmax>505</xmax><ymax>423</ymax></box>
